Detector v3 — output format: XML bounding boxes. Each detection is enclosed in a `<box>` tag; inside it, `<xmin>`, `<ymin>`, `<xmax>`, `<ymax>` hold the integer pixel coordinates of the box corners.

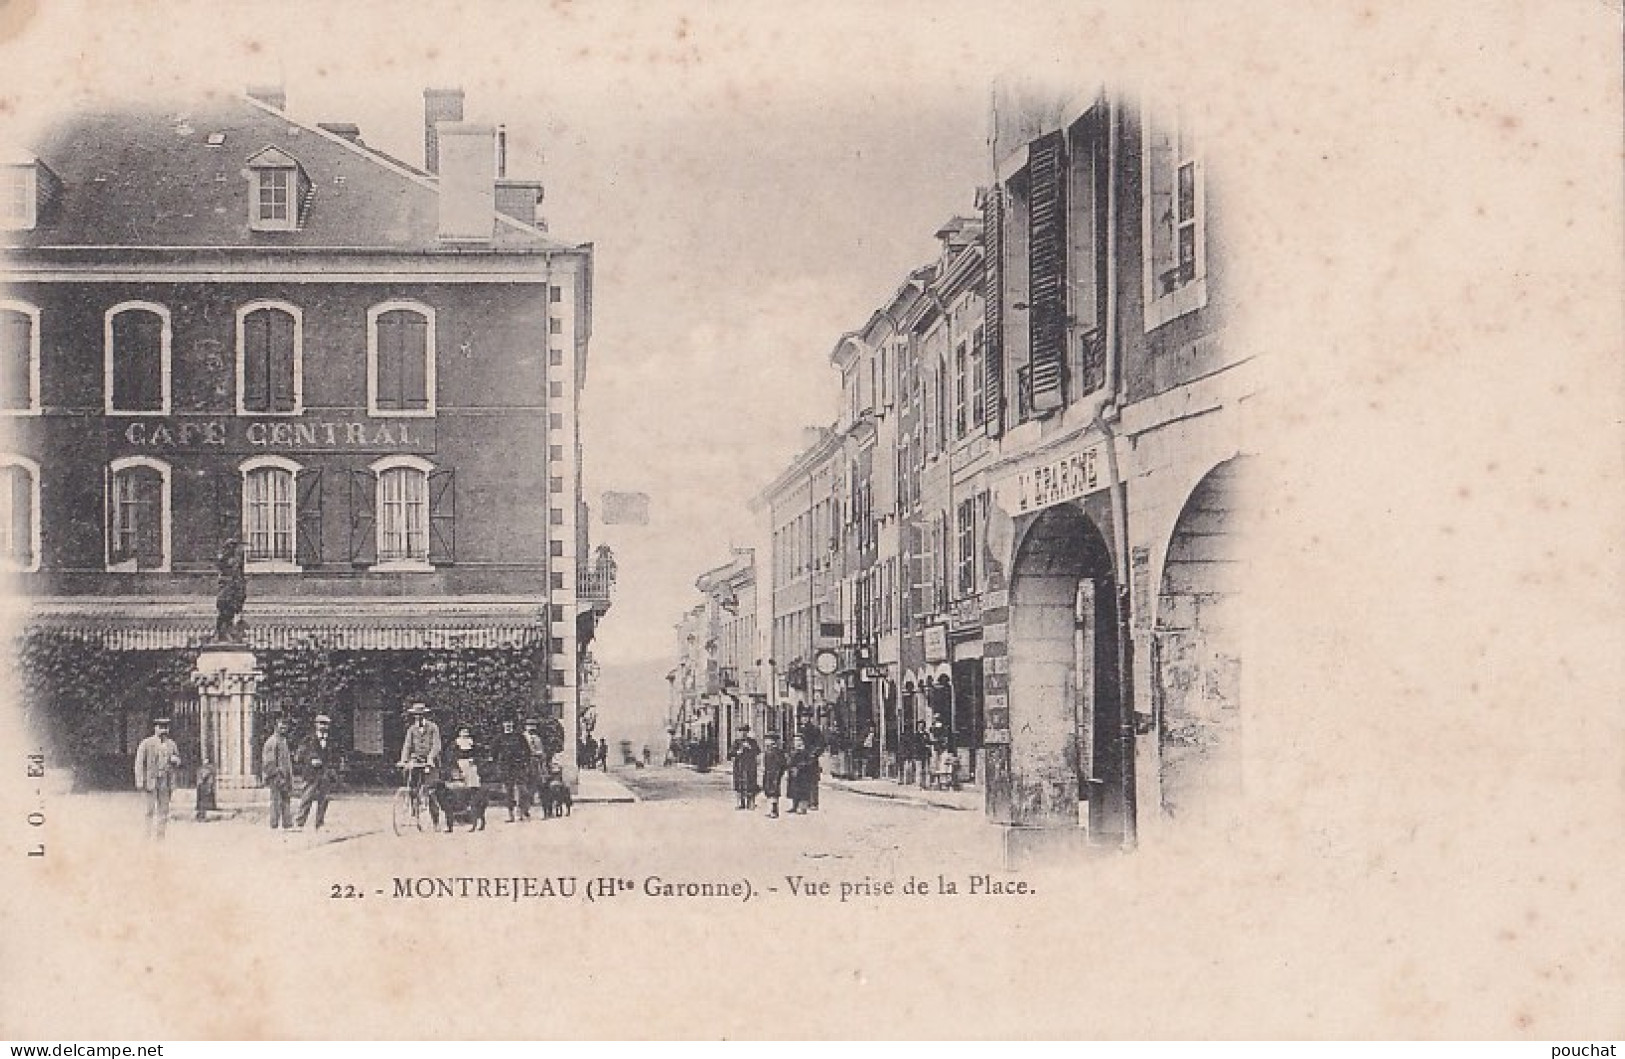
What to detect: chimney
<box><xmin>247</xmin><ymin>84</ymin><xmax>286</xmax><ymax>111</ymax></box>
<box><xmin>436</xmin><ymin>122</ymin><xmax>496</xmax><ymax>242</ymax></box>
<box><xmin>423</xmin><ymin>87</ymin><xmax>465</xmax><ymax>175</ymax></box>
<box><xmin>495</xmin><ymin>180</ymin><xmax>544</xmax><ymax>227</ymax></box>
<box><xmin>496</xmin><ymin>124</ymin><xmax>508</xmax><ymax>179</ymax></box>
<box><xmin>317</xmin><ymin>122</ymin><xmax>364</xmax><ymax>145</ymax></box>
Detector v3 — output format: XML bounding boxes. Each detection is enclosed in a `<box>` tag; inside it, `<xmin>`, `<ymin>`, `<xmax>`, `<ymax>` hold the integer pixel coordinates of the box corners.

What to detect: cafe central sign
<box><xmin>995</xmin><ymin>442</ymin><xmax>1107</xmax><ymax>516</ymax></box>
<box><xmin>109</xmin><ymin>413</ymin><xmax>435</xmax><ymax>454</ymax></box>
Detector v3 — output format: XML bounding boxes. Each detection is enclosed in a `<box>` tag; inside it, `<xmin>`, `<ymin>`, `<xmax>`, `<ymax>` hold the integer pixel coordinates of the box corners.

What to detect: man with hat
<box><xmin>522</xmin><ymin>717</ymin><xmax>547</xmax><ymax>808</ymax></box>
<box><xmin>729</xmin><ymin>723</ymin><xmax>761</xmax><ymax>810</ymax></box>
<box><xmin>294</xmin><ymin>714</ymin><xmax>338</xmax><ymax>831</ymax></box>
<box><xmin>494</xmin><ymin>717</ymin><xmax>533</xmax><ymax>822</ymax></box>
<box><xmin>133</xmin><ymin>716</ymin><xmax>182</xmax><ymax>840</ymax></box>
<box><xmin>261</xmin><ymin>716</ymin><xmax>295</xmax><ymax>831</ymax></box>
<box><xmin>396</xmin><ymin>702</ymin><xmax>442</xmax><ymax>809</ymax></box>
<box><xmin>796</xmin><ymin>706</ymin><xmax>827</xmax><ymax>811</ymax></box>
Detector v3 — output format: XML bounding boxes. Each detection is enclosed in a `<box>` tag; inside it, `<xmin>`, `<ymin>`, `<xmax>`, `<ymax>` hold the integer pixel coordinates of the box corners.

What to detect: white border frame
<box><xmin>104</xmin><ymin>301</ymin><xmax>172</xmax><ymax>416</ymax></box>
<box><xmin>0</xmin><ymin>454</ymin><xmax>42</xmax><ymax>572</ymax></box>
<box><xmin>235</xmin><ymin>300</ymin><xmax>305</xmax><ymax>416</ymax></box>
<box><xmin>0</xmin><ymin>299</ymin><xmax>41</xmax><ymax>415</ymax></box>
<box><xmin>366</xmin><ymin>300</ymin><xmax>437</xmax><ymax>418</ymax></box>
<box><xmin>105</xmin><ymin>455</ymin><xmax>171</xmax><ymax>573</ymax></box>
<box><xmin>239</xmin><ymin>454</ymin><xmax>304</xmax><ymax>573</ymax></box>
<box><xmin>368</xmin><ymin>454</ymin><xmax>436</xmax><ymax>572</ymax></box>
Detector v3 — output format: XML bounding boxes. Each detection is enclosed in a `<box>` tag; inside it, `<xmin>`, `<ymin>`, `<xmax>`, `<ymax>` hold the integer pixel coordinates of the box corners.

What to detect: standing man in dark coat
<box><xmin>786</xmin><ymin>734</ymin><xmax>816</xmax><ymax>815</ymax></box>
<box><xmin>796</xmin><ymin>707</ymin><xmax>826</xmax><ymax>811</ymax></box>
<box><xmin>494</xmin><ymin>718</ymin><xmax>533</xmax><ymax>822</ymax></box>
<box><xmin>261</xmin><ymin>716</ymin><xmax>295</xmax><ymax>831</ymax></box>
<box><xmin>294</xmin><ymin>714</ymin><xmax>338</xmax><ymax>831</ymax></box>
<box><xmin>133</xmin><ymin>717</ymin><xmax>182</xmax><ymax>840</ymax></box>
<box><xmin>759</xmin><ymin>733</ymin><xmax>787</xmax><ymax>819</ymax></box>
<box><xmin>729</xmin><ymin>724</ymin><xmax>761</xmax><ymax>810</ymax></box>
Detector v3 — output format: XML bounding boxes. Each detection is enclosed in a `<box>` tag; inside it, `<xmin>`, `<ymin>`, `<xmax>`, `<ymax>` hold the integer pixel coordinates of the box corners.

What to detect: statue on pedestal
<box><xmin>215</xmin><ymin>538</ymin><xmax>247</xmax><ymax>644</ymax></box>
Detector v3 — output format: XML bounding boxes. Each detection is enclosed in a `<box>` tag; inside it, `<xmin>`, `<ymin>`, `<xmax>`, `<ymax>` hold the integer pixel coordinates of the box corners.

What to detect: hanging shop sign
<box><xmin>923</xmin><ymin>623</ymin><xmax>949</xmax><ymax>663</ymax></box>
<box><xmin>995</xmin><ymin>442</ymin><xmax>1106</xmax><ymax>516</ymax></box>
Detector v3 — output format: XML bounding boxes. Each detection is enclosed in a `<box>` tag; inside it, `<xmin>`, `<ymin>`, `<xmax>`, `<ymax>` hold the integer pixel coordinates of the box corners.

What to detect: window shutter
<box><xmin>296</xmin><ymin>468</ymin><xmax>323</xmax><ymax>566</ymax></box>
<box><xmin>427</xmin><ymin>468</ymin><xmax>454</xmax><ymax>564</ymax></box>
<box><xmin>134</xmin><ymin>469</ymin><xmax>163</xmax><ymax>570</ymax></box>
<box><xmin>1028</xmin><ymin>130</ymin><xmax>1067</xmax><ymax>415</ymax></box>
<box><xmin>402</xmin><ymin>315</ymin><xmax>429</xmax><ymax>411</ymax></box>
<box><xmin>348</xmin><ymin>468</ymin><xmax>377</xmax><ymax>565</ymax></box>
<box><xmin>6</xmin><ymin>467</ymin><xmax>31</xmax><ymax>565</ymax></box>
<box><xmin>981</xmin><ymin>186</ymin><xmax>1004</xmax><ymax>436</ymax></box>
<box><xmin>269</xmin><ymin>310</ymin><xmax>296</xmax><ymax>412</ymax></box>
<box><xmin>213</xmin><ymin>469</ymin><xmax>242</xmax><ymax>556</ymax></box>
<box><xmin>376</xmin><ymin>314</ymin><xmax>402</xmax><ymax>411</ymax></box>
<box><xmin>105</xmin><ymin>464</ymin><xmax>121</xmax><ymax>564</ymax></box>
<box><xmin>242</xmin><ymin>311</ymin><xmax>269</xmax><ymax>412</ymax></box>
<box><xmin>0</xmin><ymin>311</ymin><xmax>30</xmax><ymax>410</ymax></box>
<box><xmin>114</xmin><ymin>312</ymin><xmax>164</xmax><ymax>413</ymax></box>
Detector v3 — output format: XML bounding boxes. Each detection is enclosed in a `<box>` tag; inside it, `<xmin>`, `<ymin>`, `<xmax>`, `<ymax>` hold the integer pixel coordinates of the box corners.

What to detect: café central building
<box><xmin>2</xmin><ymin>86</ymin><xmax>599</xmax><ymax>790</ymax></box>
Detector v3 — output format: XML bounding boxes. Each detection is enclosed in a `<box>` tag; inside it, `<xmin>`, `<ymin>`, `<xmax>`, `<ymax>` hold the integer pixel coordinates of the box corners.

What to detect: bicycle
<box><xmin>392</xmin><ymin>762</ymin><xmax>435</xmax><ymax>836</ymax></box>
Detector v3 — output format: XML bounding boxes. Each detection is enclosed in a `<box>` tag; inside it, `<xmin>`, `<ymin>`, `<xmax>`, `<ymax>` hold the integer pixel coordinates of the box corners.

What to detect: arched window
<box><xmin>240</xmin><ymin>456</ymin><xmax>303</xmax><ymax>569</ymax></box>
<box><xmin>107</xmin><ymin>456</ymin><xmax>170</xmax><ymax>572</ymax></box>
<box><xmin>0</xmin><ymin>455</ymin><xmax>40</xmax><ymax>571</ymax></box>
<box><xmin>350</xmin><ymin>456</ymin><xmax>452</xmax><ymax>570</ymax></box>
<box><xmin>0</xmin><ymin>301</ymin><xmax>40</xmax><ymax>414</ymax></box>
<box><xmin>237</xmin><ymin>301</ymin><xmax>302</xmax><ymax>414</ymax></box>
<box><xmin>367</xmin><ymin>301</ymin><xmax>436</xmax><ymax>416</ymax></box>
<box><xmin>105</xmin><ymin>302</ymin><xmax>171</xmax><ymax>415</ymax></box>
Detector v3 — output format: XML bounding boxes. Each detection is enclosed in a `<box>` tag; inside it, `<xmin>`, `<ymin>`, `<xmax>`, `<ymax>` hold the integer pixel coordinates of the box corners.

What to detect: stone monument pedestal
<box><xmin>191</xmin><ymin>643</ymin><xmax>266</xmax><ymax>806</ymax></box>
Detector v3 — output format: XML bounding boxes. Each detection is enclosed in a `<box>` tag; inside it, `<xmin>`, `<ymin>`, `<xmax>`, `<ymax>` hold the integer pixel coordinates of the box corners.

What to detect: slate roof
<box><xmin>4</xmin><ymin>95</ymin><xmax>578</xmax><ymax>254</ymax></box>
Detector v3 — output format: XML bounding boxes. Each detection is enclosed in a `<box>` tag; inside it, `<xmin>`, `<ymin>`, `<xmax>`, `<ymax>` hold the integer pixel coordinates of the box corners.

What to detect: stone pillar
<box><xmin>191</xmin><ymin>645</ymin><xmax>264</xmax><ymax>800</ymax></box>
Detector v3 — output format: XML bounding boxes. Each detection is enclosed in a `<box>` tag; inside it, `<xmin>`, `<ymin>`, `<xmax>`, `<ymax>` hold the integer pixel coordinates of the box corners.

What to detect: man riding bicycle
<box><xmin>397</xmin><ymin>702</ymin><xmax>443</xmax><ymax>804</ymax></box>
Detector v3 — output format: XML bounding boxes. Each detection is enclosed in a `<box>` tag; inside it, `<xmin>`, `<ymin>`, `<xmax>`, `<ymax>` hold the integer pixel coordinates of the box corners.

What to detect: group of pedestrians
<box><xmin>726</xmin><ymin>707</ymin><xmax>826</xmax><ymax>818</ymax></box>
<box><xmin>396</xmin><ymin>704</ymin><xmax>564</xmax><ymax>823</ymax></box>
<box><xmin>259</xmin><ymin>712</ymin><xmax>343</xmax><ymax>832</ymax></box>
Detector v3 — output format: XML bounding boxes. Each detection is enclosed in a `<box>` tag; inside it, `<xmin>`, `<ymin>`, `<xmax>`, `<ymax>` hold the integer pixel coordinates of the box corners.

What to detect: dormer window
<box><xmin>1</xmin><ymin>159</ymin><xmax>60</xmax><ymax>232</ymax></box>
<box><xmin>245</xmin><ymin>147</ymin><xmax>310</xmax><ymax>232</ymax></box>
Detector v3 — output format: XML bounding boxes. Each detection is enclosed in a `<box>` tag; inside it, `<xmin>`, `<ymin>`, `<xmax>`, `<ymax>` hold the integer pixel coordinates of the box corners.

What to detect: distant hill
<box><xmin>590</xmin><ymin>657</ymin><xmax>675</xmax><ymax>753</ymax></box>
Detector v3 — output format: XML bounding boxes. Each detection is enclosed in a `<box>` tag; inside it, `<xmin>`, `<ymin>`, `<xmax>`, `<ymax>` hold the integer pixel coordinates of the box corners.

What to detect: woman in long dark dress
<box><xmin>786</xmin><ymin>734</ymin><xmax>816</xmax><ymax>815</ymax></box>
<box><xmin>729</xmin><ymin>725</ymin><xmax>761</xmax><ymax>809</ymax></box>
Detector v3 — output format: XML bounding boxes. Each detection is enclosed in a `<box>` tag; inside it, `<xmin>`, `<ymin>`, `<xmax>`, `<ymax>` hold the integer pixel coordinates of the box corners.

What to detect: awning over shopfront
<box><xmin>11</xmin><ymin>597</ymin><xmax>551</xmax><ymax>651</ymax></box>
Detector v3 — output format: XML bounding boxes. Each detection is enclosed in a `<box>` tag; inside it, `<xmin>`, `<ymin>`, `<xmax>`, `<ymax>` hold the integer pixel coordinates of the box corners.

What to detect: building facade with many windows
<box><xmin>2</xmin><ymin>87</ymin><xmax>598</xmax><ymax>789</ymax></box>
<box><xmin>720</xmin><ymin>87</ymin><xmax>1253</xmax><ymax>857</ymax></box>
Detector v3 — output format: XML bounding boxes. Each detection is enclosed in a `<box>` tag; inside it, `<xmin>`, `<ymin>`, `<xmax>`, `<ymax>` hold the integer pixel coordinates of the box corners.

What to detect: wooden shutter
<box><xmin>428</xmin><ymin>468</ymin><xmax>455</xmax><ymax>564</ymax></box>
<box><xmin>1028</xmin><ymin>130</ymin><xmax>1067</xmax><ymax>415</ymax></box>
<box><xmin>348</xmin><ymin>469</ymin><xmax>377</xmax><ymax>565</ymax></box>
<box><xmin>402</xmin><ymin>314</ymin><xmax>429</xmax><ymax>411</ymax></box>
<box><xmin>213</xmin><ymin>468</ymin><xmax>242</xmax><ymax>554</ymax></box>
<box><xmin>133</xmin><ymin>468</ymin><xmax>163</xmax><ymax>570</ymax></box>
<box><xmin>113</xmin><ymin>311</ymin><xmax>164</xmax><ymax>413</ymax></box>
<box><xmin>296</xmin><ymin>467</ymin><xmax>323</xmax><ymax>566</ymax></box>
<box><xmin>269</xmin><ymin>310</ymin><xmax>296</xmax><ymax>413</ymax></box>
<box><xmin>375</xmin><ymin>313</ymin><xmax>403</xmax><ymax>411</ymax></box>
<box><xmin>242</xmin><ymin>311</ymin><xmax>269</xmax><ymax>412</ymax></box>
<box><xmin>981</xmin><ymin>186</ymin><xmax>1004</xmax><ymax>436</ymax></box>
<box><xmin>0</xmin><ymin>310</ymin><xmax>30</xmax><ymax>410</ymax></box>
<box><xmin>5</xmin><ymin>466</ymin><xmax>31</xmax><ymax>565</ymax></box>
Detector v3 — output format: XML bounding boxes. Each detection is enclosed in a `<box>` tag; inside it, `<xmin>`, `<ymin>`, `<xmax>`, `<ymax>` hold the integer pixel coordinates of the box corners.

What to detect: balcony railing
<box><xmin>578</xmin><ymin>569</ymin><xmax>615</xmax><ymax>605</ymax></box>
